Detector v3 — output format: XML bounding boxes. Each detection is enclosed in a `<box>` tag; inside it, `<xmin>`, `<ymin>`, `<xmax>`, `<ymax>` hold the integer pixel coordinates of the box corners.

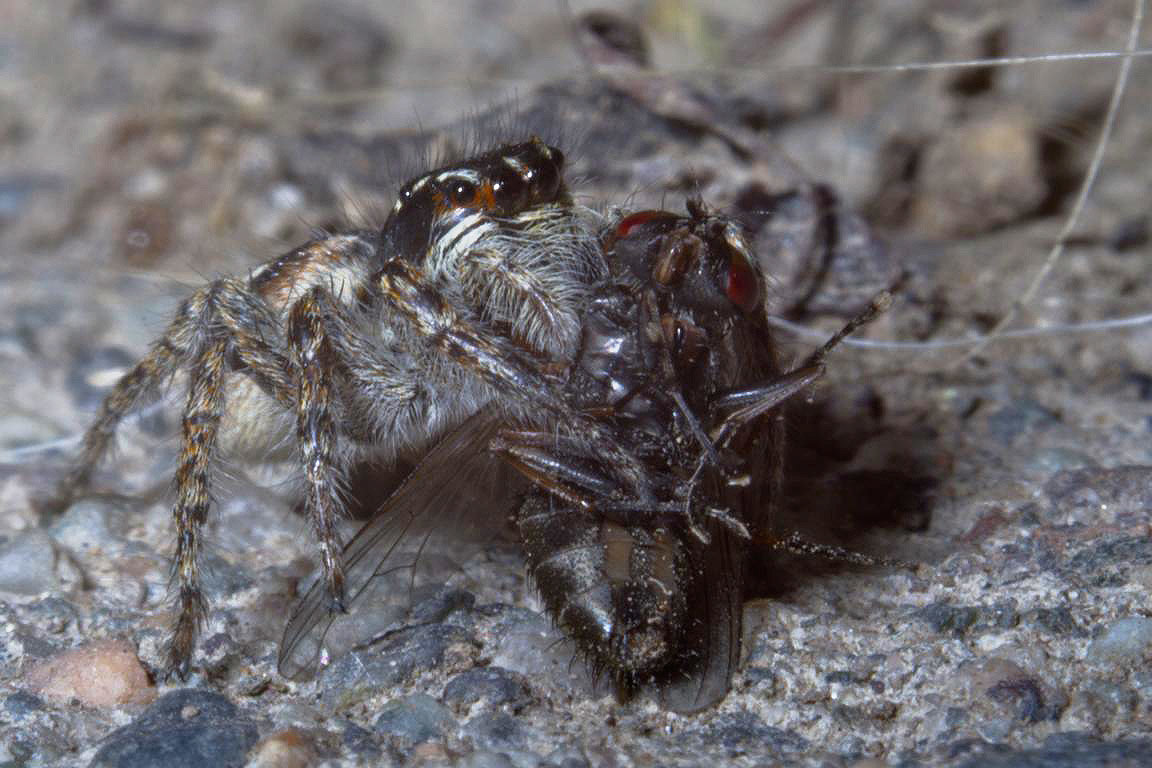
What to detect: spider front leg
<box><xmin>55</xmin><ymin>276</ymin><xmax>297</xmax><ymax>677</ymax></box>
<box><xmin>287</xmin><ymin>287</ymin><xmax>350</xmax><ymax>613</ymax></box>
<box><xmin>377</xmin><ymin>260</ymin><xmax>652</xmax><ymax>502</ymax></box>
<box><xmin>167</xmin><ymin>333</ymin><xmax>228</xmax><ymax>678</ymax></box>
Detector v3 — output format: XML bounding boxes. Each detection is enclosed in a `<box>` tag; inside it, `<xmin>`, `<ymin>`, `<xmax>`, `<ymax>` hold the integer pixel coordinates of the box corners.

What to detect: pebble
<box><xmin>409</xmin><ymin>585</ymin><xmax>476</xmax><ymax>624</ymax></box>
<box><xmin>547</xmin><ymin>748</ymin><xmax>591</xmax><ymax>768</ymax></box>
<box><xmin>373</xmin><ymin>693</ymin><xmax>454</xmax><ymax>748</ymax></box>
<box><xmin>88</xmin><ymin>689</ymin><xmax>259</xmax><ymax>768</ymax></box>
<box><xmin>25</xmin><ymin>639</ymin><xmax>155</xmax><ymax>711</ymax></box>
<box><xmin>955</xmin><ymin>732</ymin><xmax>1152</xmax><ymax>768</ymax></box>
<box><xmin>246</xmin><ymin>729</ymin><xmax>316</xmax><ymax>768</ymax></box>
<box><xmin>1086</xmin><ymin>617</ymin><xmax>1152</xmax><ymax>666</ymax></box>
<box><xmin>1045</xmin><ymin>466</ymin><xmax>1152</xmax><ymax>519</ymax></box>
<box><xmin>4</xmin><ymin>689</ymin><xmax>44</xmax><ymax>717</ymax></box>
<box><xmin>457</xmin><ymin>751</ymin><xmax>517</xmax><ymax>768</ymax></box>
<box><xmin>696</xmin><ymin>711</ymin><xmax>810</xmax><ymax>756</ymax></box>
<box><xmin>319</xmin><ymin>623</ymin><xmax>475</xmax><ymax>710</ymax></box>
<box><xmin>915</xmin><ymin>601</ymin><xmax>983</xmax><ymax>635</ymax></box>
<box><xmin>0</xmin><ymin>529</ymin><xmax>57</xmax><ymax>596</ymax></box>
<box><xmin>912</xmin><ymin>108</ymin><xmax>1046</xmax><ymax>236</ymax></box>
<box><xmin>442</xmin><ymin>666</ymin><xmax>533</xmax><ymax>713</ymax></box>
<box><xmin>341</xmin><ymin>720</ymin><xmax>383</xmax><ymax>759</ymax></box>
<box><xmin>50</xmin><ymin>499</ymin><xmax>119</xmax><ymax>559</ymax></box>
<box><xmin>463</xmin><ymin>711</ymin><xmax>525</xmax><ymax>751</ymax></box>
<box><xmin>1029</xmin><ymin>607</ymin><xmax>1081</xmax><ymax>636</ymax></box>
<box><xmin>487</xmin><ymin>610</ymin><xmax>595</xmax><ymax>697</ymax></box>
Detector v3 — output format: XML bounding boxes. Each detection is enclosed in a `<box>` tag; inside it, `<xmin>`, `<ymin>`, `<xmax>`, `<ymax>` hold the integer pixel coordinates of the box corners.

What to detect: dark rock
<box><xmin>1112</xmin><ymin>216</ymin><xmax>1149</xmax><ymax>252</ymax></box>
<box><xmin>698</xmin><ymin>711</ymin><xmax>809</xmax><ymax>756</ymax></box>
<box><xmin>915</xmin><ymin>601</ymin><xmax>983</xmax><ymax>635</ymax></box>
<box><xmin>318</xmin><ymin>623</ymin><xmax>474</xmax><ymax>709</ymax></box>
<box><xmin>826</xmin><ymin>668</ymin><xmax>871</xmax><ymax>686</ymax></box>
<box><xmin>833</xmin><ymin>699</ymin><xmax>900</xmax><ymax>725</ymax></box>
<box><xmin>986</xmin><ymin>677</ymin><xmax>1064</xmax><ymax>723</ymax></box>
<box><xmin>4</xmin><ymin>689</ymin><xmax>44</xmax><ymax>716</ymax></box>
<box><xmin>742</xmin><ymin>665</ymin><xmax>778</xmax><ymax>691</ymax></box>
<box><xmin>956</xmin><ymin>732</ymin><xmax>1152</xmax><ymax>767</ymax></box>
<box><xmin>409</xmin><ymin>586</ymin><xmax>475</xmax><ymax>625</ymax></box>
<box><xmin>986</xmin><ymin>399</ymin><xmax>1059</xmax><ymax>447</ymax></box>
<box><xmin>1029</xmin><ymin>607</ymin><xmax>1081</xmax><ymax>636</ymax></box>
<box><xmin>1066</xmin><ymin>536</ymin><xmax>1152</xmax><ymax>587</ymax></box>
<box><xmin>283</xmin><ymin>3</ymin><xmax>393</xmax><ymax>91</ymax></box>
<box><xmin>373</xmin><ymin>693</ymin><xmax>454</xmax><ymax>748</ymax></box>
<box><xmin>914</xmin><ymin>600</ymin><xmax>1019</xmax><ymax>635</ymax></box>
<box><xmin>341</xmin><ymin>721</ymin><xmax>382</xmax><ymax>758</ymax></box>
<box><xmin>1046</xmin><ymin>466</ymin><xmax>1152</xmax><ymax>520</ymax></box>
<box><xmin>442</xmin><ymin>666</ymin><xmax>533</xmax><ymax>713</ymax></box>
<box><xmin>89</xmin><ymin>689</ymin><xmax>259</xmax><ymax>768</ymax></box>
<box><xmin>464</xmin><ymin>711</ymin><xmax>525</xmax><ymax>751</ymax></box>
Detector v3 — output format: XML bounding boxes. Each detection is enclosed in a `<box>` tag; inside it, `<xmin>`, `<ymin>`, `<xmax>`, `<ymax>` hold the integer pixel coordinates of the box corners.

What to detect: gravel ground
<box><xmin>2</xmin><ymin>1</ymin><xmax>1151</xmax><ymax>766</ymax></box>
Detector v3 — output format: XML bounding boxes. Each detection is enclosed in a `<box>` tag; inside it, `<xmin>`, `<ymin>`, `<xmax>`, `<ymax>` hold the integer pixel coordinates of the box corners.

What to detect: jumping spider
<box><xmin>61</xmin><ymin>137</ymin><xmax>653</xmax><ymax>678</ymax></box>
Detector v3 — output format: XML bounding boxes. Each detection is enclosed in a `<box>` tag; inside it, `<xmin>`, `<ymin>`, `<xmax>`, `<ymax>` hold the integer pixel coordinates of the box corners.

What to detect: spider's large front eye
<box><xmin>448</xmin><ymin>178</ymin><xmax>478</xmax><ymax>207</ymax></box>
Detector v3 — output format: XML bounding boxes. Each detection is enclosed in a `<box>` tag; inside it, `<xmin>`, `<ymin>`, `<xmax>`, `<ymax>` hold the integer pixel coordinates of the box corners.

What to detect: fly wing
<box><xmin>278</xmin><ymin>407</ymin><xmax>520</xmax><ymax>681</ymax></box>
<box><xmin>659</xmin><ymin>313</ymin><xmax>783</xmax><ymax>712</ymax></box>
<box><xmin>656</xmin><ymin>485</ymin><xmax>746</xmax><ymax>713</ymax></box>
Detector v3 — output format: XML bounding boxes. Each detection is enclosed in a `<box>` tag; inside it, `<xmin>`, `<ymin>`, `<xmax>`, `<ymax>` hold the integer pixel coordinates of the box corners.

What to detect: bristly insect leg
<box><xmin>768</xmin><ymin>532</ymin><xmax>917</xmax><ymax>571</ymax></box>
<box><xmin>167</xmin><ymin>328</ymin><xmax>228</xmax><ymax>679</ymax></box>
<box><xmin>710</xmin><ymin>365</ymin><xmax>825</xmax><ymax>447</ymax></box>
<box><xmin>57</xmin><ymin>303</ymin><xmax>192</xmax><ymax>509</ymax></box>
<box><xmin>287</xmin><ymin>287</ymin><xmax>349</xmax><ymax>613</ymax></box>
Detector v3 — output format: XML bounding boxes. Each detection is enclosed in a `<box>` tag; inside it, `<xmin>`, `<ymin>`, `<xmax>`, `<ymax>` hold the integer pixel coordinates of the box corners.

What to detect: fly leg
<box><xmin>711</xmin><ymin>287</ymin><xmax>895</xmax><ymax>446</ymax></box>
<box><xmin>491</xmin><ymin>430</ymin><xmax>700</xmax><ymax>534</ymax></box>
<box><xmin>767</xmin><ymin>532</ymin><xmax>918</xmax><ymax>570</ymax></box>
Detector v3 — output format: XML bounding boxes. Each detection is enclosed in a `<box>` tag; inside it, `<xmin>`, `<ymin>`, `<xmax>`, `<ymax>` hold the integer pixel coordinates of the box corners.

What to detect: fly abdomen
<box><xmin>516</xmin><ymin>493</ymin><xmax>688</xmax><ymax>678</ymax></box>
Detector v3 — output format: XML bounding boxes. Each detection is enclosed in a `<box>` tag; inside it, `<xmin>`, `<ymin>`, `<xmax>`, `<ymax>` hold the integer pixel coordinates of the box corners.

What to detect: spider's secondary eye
<box><xmin>489</xmin><ymin>166</ymin><xmax>528</xmax><ymax>214</ymax></box>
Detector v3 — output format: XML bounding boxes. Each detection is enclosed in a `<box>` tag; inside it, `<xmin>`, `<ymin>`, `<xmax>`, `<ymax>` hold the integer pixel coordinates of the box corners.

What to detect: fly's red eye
<box><xmin>725</xmin><ymin>251</ymin><xmax>760</xmax><ymax>313</ymax></box>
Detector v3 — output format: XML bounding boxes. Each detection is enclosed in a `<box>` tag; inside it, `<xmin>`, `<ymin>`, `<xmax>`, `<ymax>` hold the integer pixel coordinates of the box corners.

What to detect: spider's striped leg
<box><xmin>57</xmin><ymin>278</ymin><xmax>294</xmax><ymax>513</ymax></box>
<box><xmin>287</xmin><ymin>287</ymin><xmax>351</xmax><ymax>613</ymax></box>
<box><xmin>165</xmin><ymin>329</ymin><xmax>228</xmax><ymax>679</ymax></box>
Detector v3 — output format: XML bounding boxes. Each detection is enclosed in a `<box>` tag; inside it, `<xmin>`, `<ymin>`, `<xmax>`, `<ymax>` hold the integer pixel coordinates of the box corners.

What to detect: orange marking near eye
<box><xmin>476</xmin><ymin>181</ymin><xmax>497</xmax><ymax>211</ymax></box>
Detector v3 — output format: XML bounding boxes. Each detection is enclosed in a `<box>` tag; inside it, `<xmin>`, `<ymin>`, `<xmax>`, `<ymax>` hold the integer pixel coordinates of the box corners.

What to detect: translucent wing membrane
<box><xmin>278</xmin><ymin>408</ymin><xmax>520</xmax><ymax>680</ymax></box>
